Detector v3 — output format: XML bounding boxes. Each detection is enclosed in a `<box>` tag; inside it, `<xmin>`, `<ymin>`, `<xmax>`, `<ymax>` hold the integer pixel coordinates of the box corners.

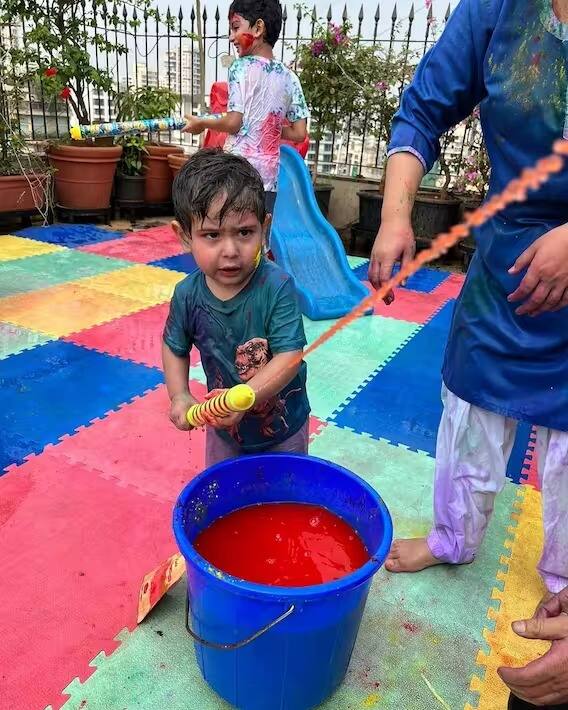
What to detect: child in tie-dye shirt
<box><xmin>182</xmin><ymin>0</ymin><xmax>309</xmax><ymax>217</ymax></box>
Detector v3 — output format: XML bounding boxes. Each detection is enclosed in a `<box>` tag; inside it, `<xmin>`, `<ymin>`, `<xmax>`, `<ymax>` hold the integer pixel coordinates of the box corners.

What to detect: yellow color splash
<box><xmin>362</xmin><ymin>693</ymin><xmax>380</xmax><ymax>708</ymax></box>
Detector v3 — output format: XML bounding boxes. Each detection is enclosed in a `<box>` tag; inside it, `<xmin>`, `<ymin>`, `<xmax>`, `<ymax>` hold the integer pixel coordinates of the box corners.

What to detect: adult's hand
<box><xmin>508</xmin><ymin>224</ymin><xmax>568</xmax><ymax>316</ymax></box>
<box><xmin>368</xmin><ymin>218</ymin><xmax>416</xmax><ymax>304</ymax></box>
<box><xmin>498</xmin><ymin>587</ymin><xmax>568</xmax><ymax>706</ymax></box>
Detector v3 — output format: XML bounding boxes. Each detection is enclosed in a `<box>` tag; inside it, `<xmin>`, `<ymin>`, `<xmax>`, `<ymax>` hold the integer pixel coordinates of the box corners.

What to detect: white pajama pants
<box><xmin>427</xmin><ymin>386</ymin><xmax>568</xmax><ymax>593</ymax></box>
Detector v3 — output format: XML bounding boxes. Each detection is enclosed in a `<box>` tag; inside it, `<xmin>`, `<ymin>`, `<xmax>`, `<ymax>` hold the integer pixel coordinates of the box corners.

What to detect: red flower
<box><xmin>59</xmin><ymin>87</ymin><xmax>71</xmax><ymax>100</ymax></box>
<box><xmin>44</xmin><ymin>67</ymin><xmax>58</xmax><ymax>78</ymax></box>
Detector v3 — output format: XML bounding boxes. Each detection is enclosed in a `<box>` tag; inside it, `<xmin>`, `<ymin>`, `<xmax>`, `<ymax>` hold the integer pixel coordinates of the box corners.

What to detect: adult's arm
<box><xmin>369</xmin><ymin>0</ymin><xmax>500</xmax><ymax>297</ymax></box>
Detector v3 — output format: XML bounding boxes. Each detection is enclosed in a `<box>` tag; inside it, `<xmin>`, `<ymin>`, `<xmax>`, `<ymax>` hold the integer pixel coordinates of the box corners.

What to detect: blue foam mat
<box><xmin>332</xmin><ymin>301</ymin><xmax>453</xmax><ymax>454</ymax></box>
<box><xmin>17</xmin><ymin>224</ymin><xmax>124</xmax><ymax>248</ymax></box>
<box><xmin>352</xmin><ymin>261</ymin><xmax>450</xmax><ymax>293</ymax></box>
<box><xmin>0</xmin><ymin>340</ymin><xmax>163</xmax><ymax>472</ymax></box>
<box><xmin>150</xmin><ymin>253</ymin><xmax>198</xmax><ymax>274</ymax></box>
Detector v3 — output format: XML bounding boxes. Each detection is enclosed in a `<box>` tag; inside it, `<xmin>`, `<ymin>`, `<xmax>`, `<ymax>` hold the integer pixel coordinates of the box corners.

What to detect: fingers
<box><xmin>509</xmin><ymin>244</ymin><xmax>536</xmax><ymax>275</ymax></box>
<box><xmin>498</xmin><ymin>647</ymin><xmax>568</xmax><ymax>706</ymax></box>
<box><xmin>507</xmin><ymin>265</ymin><xmax>541</xmax><ymax>305</ymax></box>
<box><xmin>514</xmin><ymin>282</ymin><xmax>552</xmax><ymax>316</ymax></box>
<box><xmin>498</xmin><ymin>650</ymin><xmax>557</xmax><ymax>690</ymax></box>
<box><xmin>203</xmin><ymin>388</ymin><xmax>224</xmax><ymax>401</ymax></box>
<box><xmin>552</xmin><ymin>288</ymin><xmax>568</xmax><ymax>312</ymax></box>
<box><xmin>378</xmin><ymin>259</ymin><xmax>396</xmax><ymax>304</ymax></box>
<box><xmin>400</xmin><ymin>242</ymin><xmax>416</xmax><ymax>288</ymax></box>
<box><xmin>368</xmin><ymin>253</ymin><xmax>381</xmax><ymax>290</ymax></box>
<box><xmin>170</xmin><ymin>409</ymin><xmax>191</xmax><ymax>431</ymax></box>
<box><xmin>530</xmin><ymin>285</ymin><xmax>566</xmax><ymax>316</ymax></box>
<box><xmin>512</xmin><ymin>615</ymin><xmax>568</xmax><ymax>641</ymax></box>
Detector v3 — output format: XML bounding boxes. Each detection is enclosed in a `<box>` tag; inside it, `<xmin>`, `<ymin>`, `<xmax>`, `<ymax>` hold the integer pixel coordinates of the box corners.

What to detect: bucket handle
<box><xmin>185</xmin><ymin>593</ymin><xmax>295</xmax><ymax>650</ymax></box>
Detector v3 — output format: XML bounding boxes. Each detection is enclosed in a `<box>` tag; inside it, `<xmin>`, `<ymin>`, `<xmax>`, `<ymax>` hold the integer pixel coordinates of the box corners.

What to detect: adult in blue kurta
<box><xmin>368</xmin><ymin>1</ymin><xmax>568</xmax><ymax>705</ymax></box>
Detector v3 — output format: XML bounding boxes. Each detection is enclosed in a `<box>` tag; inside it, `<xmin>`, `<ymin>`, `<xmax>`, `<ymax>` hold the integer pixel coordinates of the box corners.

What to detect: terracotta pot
<box><xmin>167</xmin><ymin>153</ymin><xmax>189</xmax><ymax>180</ymax></box>
<box><xmin>0</xmin><ymin>173</ymin><xmax>48</xmax><ymax>213</ymax></box>
<box><xmin>143</xmin><ymin>143</ymin><xmax>184</xmax><ymax>204</ymax></box>
<box><xmin>48</xmin><ymin>144</ymin><xmax>122</xmax><ymax>210</ymax></box>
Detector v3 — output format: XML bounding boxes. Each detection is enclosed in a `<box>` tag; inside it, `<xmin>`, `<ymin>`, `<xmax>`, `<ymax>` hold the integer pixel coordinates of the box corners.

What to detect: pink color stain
<box><xmin>403</xmin><ymin>621</ymin><xmax>419</xmax><ymax>634</ymax></box>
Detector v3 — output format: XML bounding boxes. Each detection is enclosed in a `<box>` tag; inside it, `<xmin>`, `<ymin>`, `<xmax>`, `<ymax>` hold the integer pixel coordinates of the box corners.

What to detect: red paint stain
<box><xmin>239</xmin><ymin>32</ymin><xmax>255</xmax><ymax>51</ymax></box>
<box><xmin>195</xmin><ymin>503</ymin><xmax>370</xmax><ymax>586</ymax></box>
<box><xmin>403</xmin><ymin>622</ymin><xmax>419</xmax><ymax>634</ymax></box>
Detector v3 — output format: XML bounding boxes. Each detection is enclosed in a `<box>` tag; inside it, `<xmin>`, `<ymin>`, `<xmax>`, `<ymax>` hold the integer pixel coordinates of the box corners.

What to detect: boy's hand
<box><xmin>203</xmin><ymin>389</ymin><xmax>246</xmax><ymax>430</ymax></box>
<box><xmin>169</xmin><ymin>392</ymin><xmax>195</xmax><ymax>431</ymax></box>
<box><xmin>508</xmin><ymin>224</ymin><xmax>568</xmax><ymax>316</ymax></box>
<box><xmin>182</xmin><ymin>115</ymin><xmax>205</xmax><ymax>135</ymax></box>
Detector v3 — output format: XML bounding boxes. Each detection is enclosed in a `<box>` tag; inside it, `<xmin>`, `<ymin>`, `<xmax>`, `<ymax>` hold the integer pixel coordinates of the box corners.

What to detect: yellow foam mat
<box><xmin>78</xmin><ymin>264</ymin><xmax>185</xmax><ymax>306</ymax></box>
<box><xmin>0</xmin><ymin>235</ymin><xmax>65</xmax><ymax>262</ymax></box>
<box><xmin>0</xmin><ymin>281</ymin><xmax>149</xmax><ymax>337</ymax></box>
<box><xmin>468</xmin><ymin>486</ymin><xmax>549</xmax><ymax>709</ymax></box>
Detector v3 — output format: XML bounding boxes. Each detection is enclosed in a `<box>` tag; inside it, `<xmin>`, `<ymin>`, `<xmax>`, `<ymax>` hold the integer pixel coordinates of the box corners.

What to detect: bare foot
<box><xmin>385</xmin><ymin>538</ymin><xmax>443</xmax><ymax>573</ymax></box>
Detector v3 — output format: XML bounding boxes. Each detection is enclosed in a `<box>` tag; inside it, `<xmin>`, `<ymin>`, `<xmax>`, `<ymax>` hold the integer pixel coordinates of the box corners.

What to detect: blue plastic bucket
<box><xmin>173</xmin><ymin>453</ymin><xmax>393</xmax><ymax>710</ymax></box>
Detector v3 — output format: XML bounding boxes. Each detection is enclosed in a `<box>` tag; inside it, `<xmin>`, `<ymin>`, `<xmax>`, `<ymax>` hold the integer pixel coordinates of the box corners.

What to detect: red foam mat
<box><xmin>65</xmin><ymin>303</ymin><xmax>201</xmax><ymax>370</ymax></box>
<box><xmin>0</xmin><ymin>451</ymin><xmax>177</xmax><ymax>710</ymax></box>
<box><xmin>54</xmin><ymin>384</ymin><xmax>207</xmax><ymax>503</ymax></box>
<box><xmin>78</xmin><ymin>227</ymin><xmax>182</xmax><ymax>263</ymax></box>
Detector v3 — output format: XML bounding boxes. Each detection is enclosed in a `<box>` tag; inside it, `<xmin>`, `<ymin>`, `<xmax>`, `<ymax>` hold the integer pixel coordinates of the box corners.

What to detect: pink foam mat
<box><xmin>78</xmin><ymin>228</ymin><xmax>182</xmax><ymax>263</ymax></box>
<box><xmin>365</xmin><ymin>281</ymin><xmax>453</xmax><ymax>324</ymax></box>
<box><xmin>0</xmin><ymin>451</ymin><xmax>177</xmax><ymax>710</ymax></box>
<box><xmin>53</xmin><ymin>383</ymin><xmax>208</xmax><ymax>503</ymax></box>
<box><xmin>65</xmin><ymin>303</ymin><xmax>201</xmax><ymax>370</ymax></box>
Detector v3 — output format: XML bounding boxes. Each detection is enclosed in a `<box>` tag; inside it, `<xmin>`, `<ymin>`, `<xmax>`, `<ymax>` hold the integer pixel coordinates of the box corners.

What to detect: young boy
<box><xmin>162</xmin><ymin>149</ymin><xmax>310</xmax><ymax>465</ymax></box>
<box><xmin>182</xmin><ymin>0</ymin><xmax>309</xmax><ymax>216</ymax></box>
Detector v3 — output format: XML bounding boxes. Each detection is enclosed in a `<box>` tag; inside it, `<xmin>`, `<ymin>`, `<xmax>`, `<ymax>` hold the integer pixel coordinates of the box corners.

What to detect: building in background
<box><xmin>135</xmin><ymin>65</ymin><xmax>158</xmax><ymax>89</ymax></box>
<box><xmin>163</xmin><ymin>46</ymin><xmax>201</xmax><ymax>98</ymax></box>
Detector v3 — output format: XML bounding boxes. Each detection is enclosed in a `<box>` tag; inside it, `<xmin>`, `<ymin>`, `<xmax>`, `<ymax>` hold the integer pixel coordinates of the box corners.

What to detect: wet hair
<box><xmin>173</xmin><ymin>148</ymin><xmax>266</xmax><ymax>235</ymax></box>
<box><xmin>229</xmin><ymin>0</ymin><xmax>282</xmax><ymax>47</ymax></box>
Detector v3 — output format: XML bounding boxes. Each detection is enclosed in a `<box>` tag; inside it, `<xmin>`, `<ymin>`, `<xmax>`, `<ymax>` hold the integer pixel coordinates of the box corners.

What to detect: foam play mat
<box><xmin>0</xmin><ymin>224</ymin><xmax>547</xmax><ymax>710</ymax></box>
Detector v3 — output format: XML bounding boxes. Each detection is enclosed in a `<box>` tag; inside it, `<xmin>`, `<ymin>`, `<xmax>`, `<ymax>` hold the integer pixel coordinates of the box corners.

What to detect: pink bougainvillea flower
<box><xmin>310</xmin><ymin>39</ymin><xmax>326</xmax><ymax>57</ymax></box>
<box><xmin>44</xmin><ymin>67</ymin><xmax>58</xmax><ymax>78</ymax></box>
<box><xmin>375</xmin><ymin>81</ymin><xmax>388</xmax><ymax>91</ymax></box>
<box><xmin>59</xmin><ymin>87</ymin><xmax>71</xmax><ymax>99</ymax></box>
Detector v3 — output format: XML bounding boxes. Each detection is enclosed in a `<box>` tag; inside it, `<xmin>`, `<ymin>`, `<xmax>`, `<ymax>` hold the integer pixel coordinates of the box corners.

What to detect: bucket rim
<box><xmin>172</xmin><ymin>453</ymin><xmax>393</xmax><ymax>600</ymax></box>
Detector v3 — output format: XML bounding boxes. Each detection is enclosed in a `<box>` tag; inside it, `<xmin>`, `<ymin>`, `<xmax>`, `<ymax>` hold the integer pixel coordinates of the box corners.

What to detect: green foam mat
<box><xmin>0</xmin><ymin>250</ymin><xmax>132</xmax><ymax>297</ymax></box>
<box><xmin>0</xmin><ymin>322</ymin><xmax>51</xmax><ymax>359</ymax></box>
<box><xmin>347</xmin><ymin>255</ymin><xmax>369</xmax><ymax>270</ymax></box>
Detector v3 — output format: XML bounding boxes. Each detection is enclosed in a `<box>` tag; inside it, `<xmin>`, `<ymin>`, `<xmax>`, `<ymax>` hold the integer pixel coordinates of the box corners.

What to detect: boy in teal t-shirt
<box><xmin>162</xmin><ymin>148</ymin><xmax>310</xmax><ymax>465</ymax></box>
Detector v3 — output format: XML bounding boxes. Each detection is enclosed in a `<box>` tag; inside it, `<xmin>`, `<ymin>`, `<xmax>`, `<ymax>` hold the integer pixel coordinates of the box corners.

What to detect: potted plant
<box><xmin>114</xmin><ymin>134</ymin><xmax>147</xmax><ymax>211</ymax></box>
<box><xmin>296</xmin><ymin>19</ymin><xmax>388</xmax><ymax>216</ymax></box>
<box><xmin>0</xmin><ymin>0</ymin><xmax>130</xmax><ymax>212</ymax></box>
<box><xmin>0</xmin><ymin>50</ymin><xmax>51</xmax><ymax>220</ymax></box>
<box><xmin>116</xmin><ymin>86</ymin><xmax>183</xmax><ymax>206</ymax></box>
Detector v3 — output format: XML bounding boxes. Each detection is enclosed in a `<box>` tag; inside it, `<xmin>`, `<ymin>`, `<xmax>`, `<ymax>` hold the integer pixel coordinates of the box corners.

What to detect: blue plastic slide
<box><xmin>270</xmin><ymin>145</ymin><xmax>371</xmax><ymax>321</ymax></box>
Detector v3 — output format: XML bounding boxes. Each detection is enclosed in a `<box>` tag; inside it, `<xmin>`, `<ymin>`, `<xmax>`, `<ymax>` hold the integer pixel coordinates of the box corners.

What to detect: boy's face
<box><xmin>172</xmin><ymin>194</ymin><xmax>268</xmax><ymax>299</ymax></box>
<box><xmin>229</xmin><ymin>13</ymin><xmax>261</xmax><ymax>56</ymax></box>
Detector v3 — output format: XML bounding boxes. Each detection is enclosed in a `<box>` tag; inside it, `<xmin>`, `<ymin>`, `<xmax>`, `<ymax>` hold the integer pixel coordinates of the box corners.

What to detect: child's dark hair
<box><xmin>229</xmin><ymin>0</ymin><xmax>282</xmax><ymax>47</ymax></box>
<box><xmin>173</xmin><ymin>148</ymin><xmax>267</xmax><ymax>235</ymax></box>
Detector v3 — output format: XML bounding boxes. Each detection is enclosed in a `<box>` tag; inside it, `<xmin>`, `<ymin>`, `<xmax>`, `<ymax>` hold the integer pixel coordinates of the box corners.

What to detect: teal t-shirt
<box><xmin>163</xmin><ymin>258</ymin><xmax>310</xmax><ymax>452</ymax></box>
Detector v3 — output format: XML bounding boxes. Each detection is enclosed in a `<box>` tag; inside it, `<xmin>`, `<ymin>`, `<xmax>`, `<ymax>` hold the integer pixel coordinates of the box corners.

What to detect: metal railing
<box><xmin>1</xmin><ymin>1</ymin><xmax>483</xmax><ymax>182</ymax></box>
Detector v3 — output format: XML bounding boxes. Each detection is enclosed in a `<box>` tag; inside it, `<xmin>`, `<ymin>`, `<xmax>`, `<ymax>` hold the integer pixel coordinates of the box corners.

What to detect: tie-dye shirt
<box><xmin>225</xmin><ymin>56</ymin><xmax>309</xmax><ymax>191</ymax></box>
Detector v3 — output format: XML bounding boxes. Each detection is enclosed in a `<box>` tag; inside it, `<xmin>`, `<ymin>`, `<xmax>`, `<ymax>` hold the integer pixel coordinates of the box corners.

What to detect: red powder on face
<box><xmin>239</xmin><ymin>32</ymin><xmax>255</xmax><ymax>50</ymax></box>
<box><xmin>194</xmin><ymin>503</ymin><xmax>370</xmax><ymax>586</ymax></box>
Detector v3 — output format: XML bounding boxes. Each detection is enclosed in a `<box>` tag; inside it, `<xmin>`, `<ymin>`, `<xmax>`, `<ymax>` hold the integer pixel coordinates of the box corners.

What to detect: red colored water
<box><xmin>194</xmin><ymin>503</ymin><xmax>370</xmax><ymax>586</ymax></box>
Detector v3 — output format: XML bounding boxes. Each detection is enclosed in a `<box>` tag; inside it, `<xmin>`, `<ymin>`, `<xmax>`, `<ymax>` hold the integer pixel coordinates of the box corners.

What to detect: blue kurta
<box><xmin>389</xmin><ymin>0</ymin><xmax>568</xmax><ymax>431</ymax></box>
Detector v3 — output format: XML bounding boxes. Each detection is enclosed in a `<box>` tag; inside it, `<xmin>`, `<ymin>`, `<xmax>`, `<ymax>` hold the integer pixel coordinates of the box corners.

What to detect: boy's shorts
<box><xmin>205</xmin><ymin>417</ymin><xmax>309</xmax><ymax>468</ymax></box>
